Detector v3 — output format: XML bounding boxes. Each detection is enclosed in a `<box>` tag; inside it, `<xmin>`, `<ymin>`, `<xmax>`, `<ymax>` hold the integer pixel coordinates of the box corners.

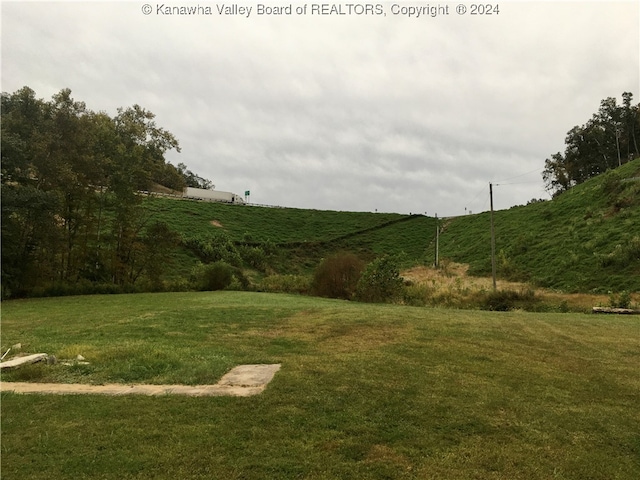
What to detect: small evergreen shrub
<box><xmin>239</xmin><ymin>245</ymin><xmax>267</xmax><ymax>271</ymax></box>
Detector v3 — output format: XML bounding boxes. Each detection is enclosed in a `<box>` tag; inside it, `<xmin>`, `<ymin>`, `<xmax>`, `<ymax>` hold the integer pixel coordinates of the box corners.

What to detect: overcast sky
<box><xmin>2</xmin><ymin>1</ymin><xmax>638</xmax><ymax>214</ymax></box>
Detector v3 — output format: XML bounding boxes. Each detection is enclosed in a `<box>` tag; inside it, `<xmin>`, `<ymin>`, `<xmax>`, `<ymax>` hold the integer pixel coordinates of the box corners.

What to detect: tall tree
<box><xmin>1</xmin><ymin>87</ymin><xmax>182</xmax><ymax>296</ymax></box>
<box><xmin>1</xmin><ymin>87</ymin><xmax>61</xmax><ymax>295</ymax></box>
<box><xmin>543</xmin><ymin>92</ymin><xmax>639</xmax><ymax>196</ymax></box>
<box><xmin>107</xmin><ymin>105</ymin><xmax>181</xmax><ymax>285</ymax></box>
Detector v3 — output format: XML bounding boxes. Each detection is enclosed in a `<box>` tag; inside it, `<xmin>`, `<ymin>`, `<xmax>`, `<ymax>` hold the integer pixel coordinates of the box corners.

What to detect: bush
<box><xmin>183</xmin><ymin>233</ymin><xmax>242</xmax><ymax>267</ymax></box>
<box><xmin>478</xmin><ymin>288</ymin><xmax>539</xmax><ymax>311</ymax></box>
<box><xmin>190</xmin><ymin>261</ymin><xmax>234</xmax><ymax>291</ymax></box>
<box><xmin>312</xmin><ymin>252</ymin><xmax>365</xmax><ymax>300</ymax></box>
<box><xmin>355</xmin><ymin>256</ymin><xmax>404</xmax><ymax>303</ymax></box>
<box><xmin>609</xmin><ymin>291</ymin><xmax>632</xmax><ymax>309</ymax></box>
<box><xmin>239</xmin><ymin>245</ymin><xmax>268</xmax><ymax>271</ymax></box>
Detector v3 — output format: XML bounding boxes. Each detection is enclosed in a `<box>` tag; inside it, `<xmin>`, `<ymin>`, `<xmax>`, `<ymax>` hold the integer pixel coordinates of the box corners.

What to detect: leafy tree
<box><xmin>176</xmin><ymin>162</ymin><xmax>215</xmax><ymax>189</ymax></box>
<box><xmin>543</xmin><ymin>92</ymin><xmax>640</xmax><ymax>196</ymax></box>
<box><xmin>153</xmin><ymin>162</ymin><xmax>186</xmax><ymax>191</ymax></box>
<box><xmin>107</xmin><ymin>105</ymin><xmax>181</xmax><ymax>285</ymax></box>
<box><xmin>1</xmin><ymin>86</ymin><xmax>182</xmax><ymax>297</ymax></box>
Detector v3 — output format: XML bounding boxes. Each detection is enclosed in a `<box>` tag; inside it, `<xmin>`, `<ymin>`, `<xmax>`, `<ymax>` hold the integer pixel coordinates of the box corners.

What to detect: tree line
<box><xmin>1</xmin><ymin>86</ymin><xmax>201</xmax><ymax>297</ymax></box>
<box><xmin>543</xmin><ymin>92</ymin><xmax>640</xmax><ymax>195</ymax></box>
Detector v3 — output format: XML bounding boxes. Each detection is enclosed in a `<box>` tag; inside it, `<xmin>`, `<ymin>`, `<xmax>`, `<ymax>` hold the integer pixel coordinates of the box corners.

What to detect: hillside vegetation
<box><xmin>143</xmin><ymin>199</ymin><xmax>436</xmax><ymax>274</ymax></box>
<box><xmin>439</xmin><ymin>158</ymin><xmax>640</xmax><ymax>293</ymax></box>
<box><xmin>141</xmin><ymin>159</ymin><xmax>640</xmax><ymax>295</ymax></box>
<box><xmin>3</xmin><ymin>87</ymin><xmax>637</xmax><ymax>300</ymax></box>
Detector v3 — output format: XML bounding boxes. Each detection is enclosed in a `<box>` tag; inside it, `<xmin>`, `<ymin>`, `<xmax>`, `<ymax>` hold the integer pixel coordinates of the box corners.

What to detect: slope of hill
<box><xmin>439</xmin><ymin>159</ymin><xmax>640</xmax><ymax>293</ymax></box>
<box><xmin>143</xmin><ymin>159</ymin><xmax>639</xmax><ymax>293</ymax></box>
<box><xmin>144</xmin><ymin>198</ymin><xmax>437</xmax><ymax>273</ymax></box>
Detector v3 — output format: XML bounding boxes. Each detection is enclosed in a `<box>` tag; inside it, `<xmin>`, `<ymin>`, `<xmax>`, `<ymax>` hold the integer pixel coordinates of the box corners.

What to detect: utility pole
<box><xmin>434</xmin><ymin>213</ymin><xmax>439</xmax><ymax>268</ymax></box>
<box><xmin>615</xmin><ymin>127</ymin><xmax>622</xmax><ymax>167</ymax></box>
<box><xmin>490</xmin><ymin>183</ymin><xmax>497</xmax><ymax>291</ymax></box>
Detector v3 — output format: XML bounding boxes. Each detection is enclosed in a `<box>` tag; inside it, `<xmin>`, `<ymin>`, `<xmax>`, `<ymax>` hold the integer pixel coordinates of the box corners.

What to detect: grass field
<box><xmin>2</xmin><ymin>292</ymin><xmax>639</xmax><ymax>479</ymax></box>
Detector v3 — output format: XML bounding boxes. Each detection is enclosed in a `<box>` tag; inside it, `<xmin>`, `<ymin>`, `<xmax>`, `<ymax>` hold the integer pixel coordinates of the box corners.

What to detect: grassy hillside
<box><xmin>141</xmin><ymin>159</ymin><xmax>640</xmax><ymax>294</ymax></box>
<box><xmin>439</xmin><ymin>158</ymin><xmax>640</xmax><ymax>293</ymax></box>
<box><xmin>2</xmin><ymin>292</ymin><xmax>639</xmax><ymax>479</ymax></box>
<box><xmin>143</xmin><ymin>198</ymin><xmax>437</xmax><ymax>273</ymax></box>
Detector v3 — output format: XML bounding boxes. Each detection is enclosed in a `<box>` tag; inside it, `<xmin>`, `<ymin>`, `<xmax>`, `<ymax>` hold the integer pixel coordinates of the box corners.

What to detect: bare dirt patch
<box><xmin>210</xmin><ymin>220</ymin><xmax>223</xmax><ymax>228</ymax></box>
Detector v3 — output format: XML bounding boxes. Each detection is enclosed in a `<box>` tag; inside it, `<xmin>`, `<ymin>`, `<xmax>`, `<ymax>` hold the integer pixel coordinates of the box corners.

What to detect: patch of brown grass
<box><xmin>249</xmin><ymin>310</ymin><xmax>415</xmax><ymax>353</ymax></box>
<box><xmin>365</xmin><ymin>444</ymin><xmax>413</xmax><ymax>471</ymax></box>
<box><xmin>402</xmin><ymin>262</ymin><xmax>529</xmax><ymax>292</ymax></box>
<box><xmin>401</xmin><ymin>262</ymin><xmax>633</xmax><ymax>312</ymax></box>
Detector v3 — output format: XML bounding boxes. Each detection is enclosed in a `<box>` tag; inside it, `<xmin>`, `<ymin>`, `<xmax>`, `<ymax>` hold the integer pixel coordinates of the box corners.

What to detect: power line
<box><xmin>495</xmin><ymin>180</ymin><xmax>543</xmax><ymax>186</ymax></box>
<box><xmin>494</xmin><ymin>166</ymin><xmax>543</xmax><ymax>184</ymax></box>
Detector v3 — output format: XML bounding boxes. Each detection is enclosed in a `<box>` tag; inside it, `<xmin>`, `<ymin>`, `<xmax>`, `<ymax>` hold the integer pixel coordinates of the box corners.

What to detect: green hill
<box><xmin>143</xmin><ymin>159</ymin><xmax>640</xmax><ymax>294</ymax></box>
<box><xmin>439</xmin><ymin>158</ymin><xmax>640</xmax><ymax>293</ymax></box>
<box><xmin>143</xmin><ymin>198</ymin><xmax>437</xmax><ymax>274</ymax></box>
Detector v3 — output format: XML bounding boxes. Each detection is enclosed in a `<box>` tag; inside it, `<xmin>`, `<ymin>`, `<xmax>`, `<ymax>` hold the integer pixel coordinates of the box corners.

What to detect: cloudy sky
<box><xmin>2</xmin><ymin>1</ymin><xmax>638</xmax><ymax>214</ymax></box>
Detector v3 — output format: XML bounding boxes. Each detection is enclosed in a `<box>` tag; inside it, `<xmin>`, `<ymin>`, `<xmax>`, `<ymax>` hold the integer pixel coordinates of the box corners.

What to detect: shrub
<box><xmin>354</xmin><ymin>256</ymin><xmax>404</xmax><ymax>303</ymax></box>
<box><xmin>609</xmin><ymin>291</ymin><xmax>632</xmax><ymax>309</ymax></box>
<box><xmin>183</xmin><ymin>233</ymin><xmax>242</xmax><ymax>267</ymax></box>
<box><xmin>312</xmin><ymin>252</ymin><xmax>365</xmax><ymax>300</ymax></box>
<box><xmin>190</xmin><ymin>261</ymin><xmax>234</xmax><ymax>291</ymax></box>
<box><xmin>478</xmin><ymin>288</ymin><xmax>539</xmax><ymax>311</ymax></box>
<box><xmin>239</xmin><ymin>245</ymin><xmax>268</xmax><ymax>271</ymax></box>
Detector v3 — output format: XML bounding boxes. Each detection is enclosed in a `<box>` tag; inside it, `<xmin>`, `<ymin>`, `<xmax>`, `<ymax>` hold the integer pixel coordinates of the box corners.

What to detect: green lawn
<box><xmin>2</xmin><ymin>292</ymin><xmax>639</xmax><ymax>479</ymax></box>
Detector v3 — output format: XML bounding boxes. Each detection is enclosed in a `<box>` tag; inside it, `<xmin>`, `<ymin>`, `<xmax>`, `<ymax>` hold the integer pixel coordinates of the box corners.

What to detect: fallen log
<box><xmin>592</xmin><ymin>307</ymin><xmax>640</xmax><ymax>315</ymax></box>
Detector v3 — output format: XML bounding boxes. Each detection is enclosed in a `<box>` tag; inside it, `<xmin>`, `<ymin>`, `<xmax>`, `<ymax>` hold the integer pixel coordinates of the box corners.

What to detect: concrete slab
<box><xmin>0</xmin><ymin>364</ymin><xmax>281</xmax><ymax>397</ymax></box>
<box><xmin>217</xmin><ymin>364</ymin><xmax>281</xmax><ymax>387</ymax></box>
<box><xmin>0</xmin><ymin>353</ymin><xmax>48</xmax><ymax>369</ymax></box>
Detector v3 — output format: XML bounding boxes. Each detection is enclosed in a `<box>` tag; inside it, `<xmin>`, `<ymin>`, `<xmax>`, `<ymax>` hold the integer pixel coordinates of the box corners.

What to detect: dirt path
<box><xmin>0</xmin><ymin>364</ymin><xmax>281</xmax><ymax>397</ymax></box>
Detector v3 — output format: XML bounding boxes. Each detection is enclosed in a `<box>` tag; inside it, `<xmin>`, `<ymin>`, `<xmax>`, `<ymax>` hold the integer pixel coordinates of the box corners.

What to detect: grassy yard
<box><xmin>2</xmin><ymin>292</ymin><xmax>639</xmax><ymax>479</ymax></box>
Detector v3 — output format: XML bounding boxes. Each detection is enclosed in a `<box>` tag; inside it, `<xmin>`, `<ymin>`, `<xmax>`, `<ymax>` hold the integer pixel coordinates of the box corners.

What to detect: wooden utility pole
<box><xmin>490</xmin><ymin>183</ymin><xmax>497</xmax><ymax>291</ymax></box>
<box><xmin>434</xmin><ymin>213</ymin><xmax>439</xmax><ymax>268</ymax></box>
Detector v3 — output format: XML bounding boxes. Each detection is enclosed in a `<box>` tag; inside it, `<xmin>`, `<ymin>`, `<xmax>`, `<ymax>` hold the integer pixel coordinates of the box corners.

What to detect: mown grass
<box><xmin>2</xmin><ymin>292</ymin><xmax>639</xmax><ymax>479</ymax></box>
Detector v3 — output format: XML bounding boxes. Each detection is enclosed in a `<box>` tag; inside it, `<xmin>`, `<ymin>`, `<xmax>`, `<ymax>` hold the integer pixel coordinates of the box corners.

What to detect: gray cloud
<box><xmin>2</xmin><ymin>1</ymin><xmax>638</xmax><ymax>214</ymax></box>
